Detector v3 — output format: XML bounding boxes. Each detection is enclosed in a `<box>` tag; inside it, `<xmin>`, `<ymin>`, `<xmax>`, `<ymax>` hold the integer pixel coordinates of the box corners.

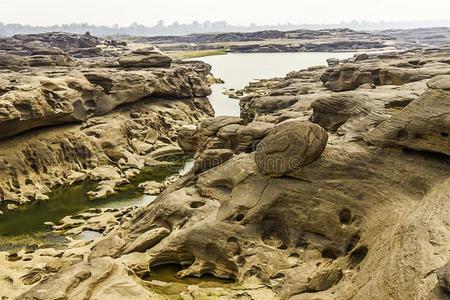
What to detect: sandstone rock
<box><xmin>0</xmin><ymin>53</ymin><xmax>78</xmax><ymax>68</ymax></box>
<box><xmin>89</xmin><ymin>235</ymin><xmax>127</xmax><ymax>259</ymax></box>
<box><xmin>306</xmin><ymin>267</ymin><xmax>343</xmax><ymax>292</ymax></box>
<box><xmin>437</xmin><ymin>262</ymin><xmax>450</xmax><ymax>293</ymax></box>
<box><xmin>6</xmin><ymin>204</ymin><xmax>18</xmax><ymax>210</ymax></box>
<box><xmin>177</xmin><ymin>124</ymin><xmax>199</xmax><ymax>153</ymax></box>
<box><xmin>118</xmin><ymin>51</ymin><xmax>172</xmax><ymax>68</ymax></box>
<box><xmin>320</xmin><ymin>50</ymin><xmax>450</xmax><ymax>92</ymax></box>
<box><xmin>18</xmin><ymin>257</ymin><xmax>156</xmax><ymax>299</ymax></box>
<box><xmin>2</xmin><ymin>43</ymin><xmax>450</xmax><ymax>300</ymax></box>
<box><xmin>0</xmin><ymin>60</ymin><xmax>211</xmax><ymax>140</ymax></box>
<box><xmin>122</xmin><ymin>227</ymin><xmax>171</xmax><ymax>254</ymax></box>
<box><xmin>326</xmin><ymin>58</ymin><xmax>339</xmax><ymax>67</ymax></box>
<box><xmin>138</xmin><ymin>181</ymin><xmax>164</xmax><ymax>195</ymax></box>
<box><xmin>255</xmin><ymin>121</ymin><xmax>328</xmax><ymax>176</ymax></box>
<box><xmin>367</xmin><ymin>75</ymin><xmax>450</xmax><ymax>155</ymax></box>
<box><xmin>194</xmin><ymin>149</ymin><xmax>234</xmax><ymax>173</ymax></box>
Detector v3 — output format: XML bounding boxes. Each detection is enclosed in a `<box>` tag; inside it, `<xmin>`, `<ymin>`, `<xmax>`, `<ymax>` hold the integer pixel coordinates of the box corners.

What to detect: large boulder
<box><xmin>255</xmin><ymin>120</ymin><xmax>328</xmax><ymax>176</ymax></box>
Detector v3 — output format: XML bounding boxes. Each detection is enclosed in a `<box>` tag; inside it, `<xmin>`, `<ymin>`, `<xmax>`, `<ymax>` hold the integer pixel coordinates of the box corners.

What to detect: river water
<box><xmin>192</xmin><ymin>52</ymin><xmax>356</xmax><ymax>116</ymax></box>
<box><xmin>0</xmin><ymin>51</ymin><xmax>356</xmax><ymax>247</ymax></box>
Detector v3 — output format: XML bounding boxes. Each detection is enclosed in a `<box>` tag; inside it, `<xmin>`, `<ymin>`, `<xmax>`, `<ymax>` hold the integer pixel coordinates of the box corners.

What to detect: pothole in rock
<box><xmin>349</xmin><ymin>246</ymin><xmax>368</xmax><ymax>267</ymax></box>
<box><xmin>321</xmin><ymin>247</ymin><xmax>341</xmax><ymax>260</ymax></box>
<box><xmin>211</xmin><ymin>179</ymin><xmax>234</xmax><ymax>194</ymax></box>
<box><xmin>144</xmin><ymin>263</ymin><xmax>235</xmax><ymax>287</ymax></box>
<box><xmin>260</xmin><ymin>216</ymin><xmax>289</xmax><ymax>249</ymax></box>
<box><xmin>189</xmin><ymin>201</ymin><xmax>205</xmax><ymax>209</ymax></box>
<box><xmin>346</xmin><ymin>234</ymin><xmax>361</xmax><ymax>252</ymax></box>
<box><xmin>339</xmin><ymin>209</ymin><xmax>352</xmax><ymax>225</ymax></box>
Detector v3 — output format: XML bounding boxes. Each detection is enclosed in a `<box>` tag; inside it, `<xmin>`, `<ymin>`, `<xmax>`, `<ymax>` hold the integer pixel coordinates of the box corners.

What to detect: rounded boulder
<box><xmin>255</xmin><ymin>121</ymin><xmax>328</xmax><ymax>176</ymax></box>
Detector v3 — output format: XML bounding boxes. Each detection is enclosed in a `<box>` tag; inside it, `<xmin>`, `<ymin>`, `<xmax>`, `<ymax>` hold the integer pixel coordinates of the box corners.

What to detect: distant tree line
<box><xmin>0</xmin><ymin>19</ymin><xmax>449</xmax><ymax>37</ymax></box>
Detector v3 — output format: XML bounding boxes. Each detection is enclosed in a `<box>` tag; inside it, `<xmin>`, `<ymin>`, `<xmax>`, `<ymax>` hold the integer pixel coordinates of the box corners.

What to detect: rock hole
<box><xmin>211</xmin><ymin>179</ymin><xmax>234</xmax><ymax>194</ymax></box>
<box><xmin>147</xmin><ymin>263</ymin><xmax>234</xmax><ymax>285</ymax></box>
<box><xmin>349</xmin><ymin>246</ymin><xmax>368</xmax><ymax>266</ymax></box>
<box><xmin>322</xmin><ymin>247</ymin><xmax>341</xmax><ymax>259</ymax></box>
<box><xmin>396</xmin><ymin>129</ymin><xmax>408</xmax><ymax>139</ymax></box>
<box><xmin>296</xmin><ymin>235</ymin><xmax>309</xmax><ymax>249</ymax></box>
<box><xmin>244</xmin><ymin>266</ymin><xmax>262</xmax><ymax>279</ymax></box>
<box><xmin>235</xmin><ymin>213</ymin><xmax>245</xmax><ymax>222</ymax></box>
<box><xmin>7</xmin><ymin>253</ymin><xmax>21</xmax><ymax>262</ymax></box>
<box><xmin>260</xmin><ymin>216</ymin><xmax>289</xmax><ymax>249</ymax></box>
<box><xmin>227</xmin><ymin>237</ymin><xmax>238</xmax><ymax>243</ymax></box>
<box><xmin>85</xmin><ymin>74</ymin><xmax>113</xmax><ymax>94</ymax></box>
<box><xmin>441</xmin><ymin>132</ymin><xmax>449</xmax><ymax>137</ymax></box>
<box><xmin>236</xmin><ymin>256</ymin><xmax>246</xmax><ymax>266</ymax></box>
<box><xmin>270</xmin><ymin>272</ymin><xmax>285</xmax><ymax>280</ymax></box>
<box><xmin>190</xmin><ymin>201</ymin><xmax>205</xmax><ymax>209</ymax></box>
<box><xmin>339</xmin><ymin>209</ymin><xmax>352</xmax><ymax>225</ymax></box>
<box><xmin>346</xmin><ymin>234</ymin><xmax>360</xmax><ymax>252</ymax></box>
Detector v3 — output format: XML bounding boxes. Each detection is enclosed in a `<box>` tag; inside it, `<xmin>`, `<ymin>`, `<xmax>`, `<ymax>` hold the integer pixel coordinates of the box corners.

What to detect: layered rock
<box><xmin>320</xmin><ymin>50</ymin><xmax>450</xmax><ymax>92</ymax></box>
<box><xmin>118</xmin><ymin>49</ymin><xmax>172</xmax><ymax>68</ymax></box>
<box><xmin>139</xmin><ymin>28</ymin><xmax>398</xmax><ymax>53</ymax></box>
<box><xmin>367</xmin><ymin>75</ymin><xmax>450</xmax><ymax>155</ymax></box>
<box><xmin>0</xmin><ymin>31</ymin><xmax>126</xmax><ymax>58</ymax></box>
<box><xmin>1</xmin><ymin>45</ymin><xmax>450</xmax><ymax>300</ymax></box>
<box><xmin>0</xmin><ymin>33</ymin><xmax>214</xmax><ymax>204</ymax></box>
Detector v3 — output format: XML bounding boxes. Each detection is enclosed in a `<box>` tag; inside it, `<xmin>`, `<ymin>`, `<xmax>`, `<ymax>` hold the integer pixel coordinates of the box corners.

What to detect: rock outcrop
<box><xmin>0</xmin><ymin>33</ymin><xmax>213</xmax><ymax>204</ymax></box>
<box><xmin>1</xmin><ymin>43</ymin><xmax>450</xmax><ymax>300</ymax></box>
<box><xmin>138</xmin><ymin>28</ymin><xmax>398</xmax><ymax>53</ymax></box>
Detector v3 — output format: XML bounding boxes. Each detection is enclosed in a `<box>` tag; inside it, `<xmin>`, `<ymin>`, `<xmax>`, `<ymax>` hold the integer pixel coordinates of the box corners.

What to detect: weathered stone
<box><xmin>118</xmin><ymin>51</ymin><xmax>172</xmax><ymax>68</ymax></box>
<box><xmin>177</xmin><ymin>124</ymin><xmax>199</xmax><ymax>153</ymax></box>
<box><xmin>194</xmin><ymin>149</ymin><xmax>234</xmax><ymax>173</ymax></box>
<box><xmin>255</xmin><ymin>121</ymin><xmax>328</xmax><ymax>176</ymax></box>
<box><xmin>138</xmin><ymin>180</ymin><xmax>164</xmax><ymax>195</ymax></box>
<box><xmin>326</xmin><ymin>58</ymin><xmax>339</xmax><ymax>67</ymax></box>
<box><xmin>367</xmin><ymin>75</ymin><xmax>450</xmax><ymax>155</ymax></box>
<box><xmin>437</xmin><ymin>262</ymin><xmax>450</xmax><ymax>293</ymax></box>
<box><xmin>307</xmin><ymin>268</ymin><xmax>343</xmax><ymax>292</ymax></box>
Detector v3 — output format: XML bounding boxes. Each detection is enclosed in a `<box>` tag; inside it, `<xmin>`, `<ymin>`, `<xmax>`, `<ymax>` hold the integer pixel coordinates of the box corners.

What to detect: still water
<box><xmin>0</xmin><ymin>158</ymin><xmax>193</xmax><ymax>247</ymax></box>
<box><xmin>193</xmin><ymin>52</ymin><xmax>356</xmax><ymax>116</ymax></box>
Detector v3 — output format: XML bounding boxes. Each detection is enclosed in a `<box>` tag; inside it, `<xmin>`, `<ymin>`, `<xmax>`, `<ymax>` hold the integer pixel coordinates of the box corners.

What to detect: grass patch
<box><xmin>168</xmin><ymin>49</ymin><xmax>228</xmax><ymax>60</ymax></box>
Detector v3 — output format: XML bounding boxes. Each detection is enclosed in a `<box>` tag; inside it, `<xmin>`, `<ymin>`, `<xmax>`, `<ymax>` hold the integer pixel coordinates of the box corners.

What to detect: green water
<box><xmin>146</xmin><ymin>264</ymin><xmax>235</xmax><ymax>287</ymax></box>
<box><xmin>0</xmin><ymin>157</ymin><xmax>193</xmax><ymax>246</ymax></box>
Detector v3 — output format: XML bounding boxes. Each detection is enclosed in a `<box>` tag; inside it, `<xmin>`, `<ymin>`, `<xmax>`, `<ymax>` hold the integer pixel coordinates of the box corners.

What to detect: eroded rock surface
<box><xmin>1</xmin><ymin>42</ymin><xmax>450</xmax><ymax>300</ymax></box>
<box><xmin>0</xmin><ymin>33</ymin><xmax>213</xmax><ymax>204</ymax></box>
<box><xmin>255</xmin><ymin>120</ymin><xmax>328</xmax><ymax>176</ymax></box>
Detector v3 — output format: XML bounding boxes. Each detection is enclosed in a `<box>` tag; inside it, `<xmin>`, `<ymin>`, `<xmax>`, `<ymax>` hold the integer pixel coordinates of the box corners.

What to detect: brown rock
<box><xmin>255</xmin><ymin>121</ymin><xmax>328</xmax><ymax>176</ymax></box>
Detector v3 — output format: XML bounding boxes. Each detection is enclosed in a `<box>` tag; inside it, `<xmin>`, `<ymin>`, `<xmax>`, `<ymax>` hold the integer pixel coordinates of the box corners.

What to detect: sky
<box><xmin>1</xmin><ymin>0</ymin><xmax>449</xmax><ymax>26</ymax></box>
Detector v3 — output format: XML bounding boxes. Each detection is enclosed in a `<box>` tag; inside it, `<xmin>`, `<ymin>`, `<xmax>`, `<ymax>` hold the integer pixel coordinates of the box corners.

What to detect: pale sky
<box><xmin>1</xmin><ymin>0</ymin><xmax>449</xmax><ymax>26</ymax></box>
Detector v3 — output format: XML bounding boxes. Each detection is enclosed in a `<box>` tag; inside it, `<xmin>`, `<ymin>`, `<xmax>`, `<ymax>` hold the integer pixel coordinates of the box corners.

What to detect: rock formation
<box><xmin>0</xmin><ymin>35</ymin><xmax>449</xmax><ymax>300</ymax></box>
<box><xmin>0</xmin><ymin>33</ymin><xmax>213</xmax><ymax>204</ymax></box>
<box><xmin>136</xmin><ymin>28</ymin><xmax>398</xmax><ymax>53</ymax></box>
